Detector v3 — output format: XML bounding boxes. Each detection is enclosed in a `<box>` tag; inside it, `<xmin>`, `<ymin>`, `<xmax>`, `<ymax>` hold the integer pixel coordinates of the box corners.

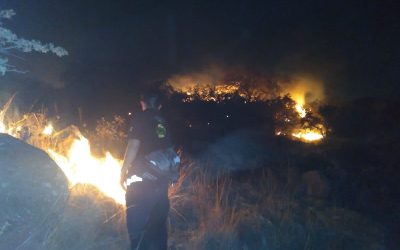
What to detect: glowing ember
<box><xmin>42</xmin><ymin>123</ymin><xmax>54</xmax><ymax>135</ymax></box>
<box><xmin>295</xmin><ymin>103</ymin><xmax>307</xmax><ymax>118</ymax></box>
<box><xmin>48</xmin><ymin>134</ymin><xmax>125</xmax><ymax>205</ymax></box>
<box><xmin>292</xmin><ymin>130</ymin><xmax>324</xmax><ymax>142</ymax></box>
<box><xmin>181</xmin><ymin>82</ymin><xmax>245</xmax><ymax>102</ymax></box>
<box><xmin>170</xmin><ymin>79</ymin><xmax>269</xmax><ymax>103</ymax></box>
<box><xmin>290</xmin><ymin>102</ymin><xmax>325</xmax><ymax>142</ymax></box>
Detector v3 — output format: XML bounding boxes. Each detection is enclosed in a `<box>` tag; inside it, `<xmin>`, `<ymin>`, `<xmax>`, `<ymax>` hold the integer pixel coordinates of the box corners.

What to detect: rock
<box><xmin>0</xmin><ymin>134</ymin><xmax>129</xmax><ymax>250</ymax></box>
<box><xmin>0</xmin><ymin>134</ymin><xmax>69</xmax><ymax>250</ymax></box>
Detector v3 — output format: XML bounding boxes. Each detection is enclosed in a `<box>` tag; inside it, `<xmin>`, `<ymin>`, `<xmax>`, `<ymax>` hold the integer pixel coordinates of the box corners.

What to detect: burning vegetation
<box><xmin>167</xmin><ymin>72</ymin><xmax>327</xmax><ymax>143</ymax></box>
<box><xmin>0</xmin><ymin>100</ymin><xmax>125</xmax><ymax>205</ymax></box>
<box><xmin>0</xmin><ymin>88</ymin><xmax>394</xmax><ymax>249</ymax></box>
<box><xmin>0</xmin><ymin>72</ymin><xmax>327</xmax><ymax>206</ymax></box>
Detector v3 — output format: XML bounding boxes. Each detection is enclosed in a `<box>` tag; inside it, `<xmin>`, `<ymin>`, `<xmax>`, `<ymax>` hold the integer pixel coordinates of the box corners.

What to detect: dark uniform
<box><xmin>126</xmin><ymin>109</ymin><xmax>172</xmax><ymax>250</ymax></box>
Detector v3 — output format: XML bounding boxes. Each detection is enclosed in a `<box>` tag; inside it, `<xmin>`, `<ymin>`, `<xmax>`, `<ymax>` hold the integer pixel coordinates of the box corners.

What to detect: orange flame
<box><xmin>0</xmin><ymin>123</ymin><xmax>5</xmax><ymax>134</ymax></box>
<box><xmin>1</xmin><ymin>100</ymin><xmax>125</xmax><ymax>205</ymax></box>
<box><xmin>279</xmin><ymin>76</ymin><xmax>326</xmax><ymax>142</ymax></box>
<box><xmin>292</xmin><ymin>130</ymin><xmax>324</xmax><ymax>141</ymax></box>
<box><xmin>48</xmin><ymin>133</ymin><xmax>125</xmax><ymax>205</ymax></box>
<box><xmin>42</xmin><ymin>123</ymin><xmax>54</xmax><ymax>135</ymax></box>
<box><xmin>168</xmin><ymin>72</ymin><xmax>326</xmax><ymax>143</ymax></box>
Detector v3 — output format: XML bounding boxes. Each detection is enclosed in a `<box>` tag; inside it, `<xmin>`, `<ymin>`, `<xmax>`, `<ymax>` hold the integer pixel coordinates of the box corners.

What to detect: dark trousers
<box><xmin>126</xmin><ymin>180</ymin><xmax>169</xmax><ymax>250</ymax></box>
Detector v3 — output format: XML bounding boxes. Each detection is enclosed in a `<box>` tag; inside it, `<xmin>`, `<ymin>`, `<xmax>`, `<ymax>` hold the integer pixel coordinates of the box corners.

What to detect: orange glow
<box><xmin>48</xmin><ymin>133</ymin><xmax>125</xmax><ymax>205</ymax></box>
<box><xmin>168</xmin><ymin>73</ymin><xmax>326</xmax><ymax>143</ymax></box>
<box><xmin>279</xmin><ymin>76</ymin><xmax>326</xmax><ymax>142</ymax></box>
<box><xmin>1</xmin><ymin>99</ymin><xmax>125</xmax><ymax>205</ymax></box>
<box><xmin>295</xmin><ymin>103</ymin><xmax>307</xmax><ymax>118</ymax></box>
<box><xmin>0</xmin><ymin>122</ymin><xmax>5</xmax><ymax>133</ymax></box>
<box><xmin>279</xmin><ymin>76</ymin><xmax>324</xmax><ymax>107</ymax></box>
<box><xmin>42</xmin><ymin>123</ymin><xmax>54</xmax><ymax>135</ymax></box>
<box><xmin>181</xmin><ymin>82</ymin><xmax>247</xmax><ymax>102</ymax></box>
<box><xmin>292</xmin><ymin>129</ymin><xmax>324</xmax><ymax>142</ymax></box>
<box><xmin>168</xmin><ymin>73</ymin><xmax>270</xmax><ymax>102</ymax></box>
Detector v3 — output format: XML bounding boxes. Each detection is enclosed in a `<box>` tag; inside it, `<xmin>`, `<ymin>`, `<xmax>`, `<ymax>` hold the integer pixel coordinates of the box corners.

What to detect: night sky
<box><xmin>0</xmin><ymin>0</ymin><xmax>399</xmax><ymax>117</ymax></box>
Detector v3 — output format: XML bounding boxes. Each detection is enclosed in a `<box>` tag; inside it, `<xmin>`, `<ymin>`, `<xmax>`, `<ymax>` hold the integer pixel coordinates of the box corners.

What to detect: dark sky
<box><xmin>0</xmin><ymin>0</ymin><xmax>399</xmax><ymax>116</ymax></box>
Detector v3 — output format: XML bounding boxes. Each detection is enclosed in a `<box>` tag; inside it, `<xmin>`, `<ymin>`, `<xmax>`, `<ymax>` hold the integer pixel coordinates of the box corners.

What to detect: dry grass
<box><xmin>44</xmin><ymin>184</ymin><xmax>129</xmax><ymax>250</ymax></box>
<box><xmin>1</xmin><ymin>109</ymin><xmax>386</xmax><ymax>249</ymax></box>
<box><xmin>168</xmin><ymin>163</ymin><xmax>386</xmax><ymax>250</ymax></box>
<box><xmin>168</xmin><ymin>164</ymin><xmax>291</xmax><ymax>249</ymax></box>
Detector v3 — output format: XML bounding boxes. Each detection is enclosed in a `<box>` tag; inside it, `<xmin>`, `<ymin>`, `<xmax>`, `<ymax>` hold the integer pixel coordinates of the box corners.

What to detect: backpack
<box><xmin>140</xmin><ymin>147</ymin><xmax>180</xmax><ymax>181</ymax></box>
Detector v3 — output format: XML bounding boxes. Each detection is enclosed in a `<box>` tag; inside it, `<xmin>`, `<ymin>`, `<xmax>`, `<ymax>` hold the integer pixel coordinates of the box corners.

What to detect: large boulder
<box><xmin>0</xmin><ymin>134</ymin><xmax>130</xmax><ymax>250</ymax></box>
<box><xmin>0</xmin><ymin>134</ymin><xmax>69</xmax><ymax>250</ymax></box>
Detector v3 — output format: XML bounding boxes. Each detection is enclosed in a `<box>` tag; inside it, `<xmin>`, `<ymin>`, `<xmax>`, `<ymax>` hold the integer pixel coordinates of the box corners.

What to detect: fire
<box><xmin>292</xmin><ymin>130</ymin><xmax>324</xmax><ymax>141</ymax></box>
<box><xmin>295</xmin><ymin>103</ymin><xmax>307</xmax><ymax>118</ymax></box>
<box><xmin>48</xmin><ymin>134</ymin><xmax>125</xmax><ymax>205</ymax></box>
<box><xmin>180</xmin><ymin>82</ymin><xmax>250</xmax><ymax>102</ymax></box>
<box><xmin>168</xmin><ymin>72</ymin><xmax>271</xmax><ymax>102</ymax></box>
<box><xmin>42</xmin><ymin>123</ymin><xmax>54</xmax><ymax>135</ymax></box>
<box><xmin>1</xmin><ymin>99</ymin><xmax>126</xmax><ymax>205</ymax></box>
<box><xmin>0</xmin><ymin>122</ymin><xmax>5</xmax><ymax>133</ymax></box>
<box><xmin>279</xmin><ymin>76</ymin><xmax>326</xmax><ymax>142</ymax></box>
<box><xmin>168</xmin><ymin>72</ymin><xmax>326</xmax><ymax>143</ymax></box>
<box><xmin>0</xmin><ymin>94</ymin><xmax>14</xmax><ymax>134</ymax></box>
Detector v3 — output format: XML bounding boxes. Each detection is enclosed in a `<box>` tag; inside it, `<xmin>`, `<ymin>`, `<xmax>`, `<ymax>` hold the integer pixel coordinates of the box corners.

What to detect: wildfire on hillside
<box><xmin>168</xmin><ymin>73</ymin><xmax>327</xmax><ymax>143</ymax></box>
<box><xmin>0</xmin><ymin>74</ymin><xmax>326</xmax><ymax>205</ymax></box>
<box><xmin>169</xmin><ymin>81</ymin><xmax>269</xmax><ymax>103</ymax></box>
<box><xmin>276</xmin><ymin>76</ymin><xmax>326</xmax><ymax>142</ymax></box>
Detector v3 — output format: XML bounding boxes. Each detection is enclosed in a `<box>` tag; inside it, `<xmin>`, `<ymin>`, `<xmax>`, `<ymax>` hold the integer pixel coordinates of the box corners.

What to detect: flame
<box><xmin>295</xmin><ymin>103</ymin><xmax>307</xmax><ymax>118</ymax></box>
<box><xmin>48</xmin><ymin>134</ymin><xmax>125</xmax><ymax>205</ymax></box>
<box><xmin>280</xmin><ymin>76</ymin><xmax>324</xmax><ymax>106</ymax></box>
<box><xmin>290</xmin><ymin>102</ymin><xmax>325</xmax><ymax>142</ymax></box>
<box><xmin>0</xmin><ymin>122</ymin><xmax>5</xmax><ymax>133</ymax></box>
<box><xmin>0</xmin><ymin>116</ymin><xmax>13</xmax><ymax>135</ymax></box>
<box><xmin>278</xmin><ymin>76</ymin><xmax>326</xmax><ymax>142</ymax></box>
<box><xmin>1</xmin><ymin>99</ymin><xmax>126</xmax><ymax>205</ymax></box>
<box><xmin>292</xmin><ymin>130</ymin><xmax>324</xmax><ymax>142</ymax></box>
<box><xmin>42</xmin><ymin>123</ymin><xmax>54</xmax><ymax>135</ymax></box>
<box><xmin>180</xmin><ymin>82</ymin><xmax>249</xmax><ymax>102</ymax></box>
<box><xmin>168</xmin><ymin>72</ymin><xmax>271</xmax><ymax>102</ymax></box>
<box><xmin>169</xmin><ymin>73</ymin><xmax>326</xmax><ymax>142</ymax></box>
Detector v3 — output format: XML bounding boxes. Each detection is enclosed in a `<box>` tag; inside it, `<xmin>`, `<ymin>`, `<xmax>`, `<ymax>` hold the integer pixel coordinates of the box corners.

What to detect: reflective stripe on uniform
<box><xmin>126</xmin><ymin>175</ymin><xmax>143</xmax><ymax>186</ymax></box>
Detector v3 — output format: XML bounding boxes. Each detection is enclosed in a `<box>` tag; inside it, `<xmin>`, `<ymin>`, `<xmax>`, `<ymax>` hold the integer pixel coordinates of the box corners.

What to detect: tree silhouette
<box><xmin>0</xmin><ymin>9</ymin><xmax>68</xmax><ymax>75</ymax></box>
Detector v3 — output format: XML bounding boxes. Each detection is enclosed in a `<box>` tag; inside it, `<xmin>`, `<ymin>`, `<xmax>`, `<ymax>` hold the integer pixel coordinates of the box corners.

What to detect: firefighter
<box><xmin>121</xmin><ymin>88</ymin><xmax>179</xmax><ymax>250</ymax></box>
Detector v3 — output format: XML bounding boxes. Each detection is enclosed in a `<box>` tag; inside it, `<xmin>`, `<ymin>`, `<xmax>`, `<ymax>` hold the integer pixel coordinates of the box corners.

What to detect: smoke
<box><xmin>277</xmin><ymin>74</ymin><xmax>325</xmax><ymax>106</ymax></box>
<box><xmin>168</xmin><ymin>66</ymin><xmax>226</xmax><ymax>91</ymax></box>
<box><xmin>167</xmin><ymin>65</ymin><xmax>277</xmax><ymax>100</ymax></box>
